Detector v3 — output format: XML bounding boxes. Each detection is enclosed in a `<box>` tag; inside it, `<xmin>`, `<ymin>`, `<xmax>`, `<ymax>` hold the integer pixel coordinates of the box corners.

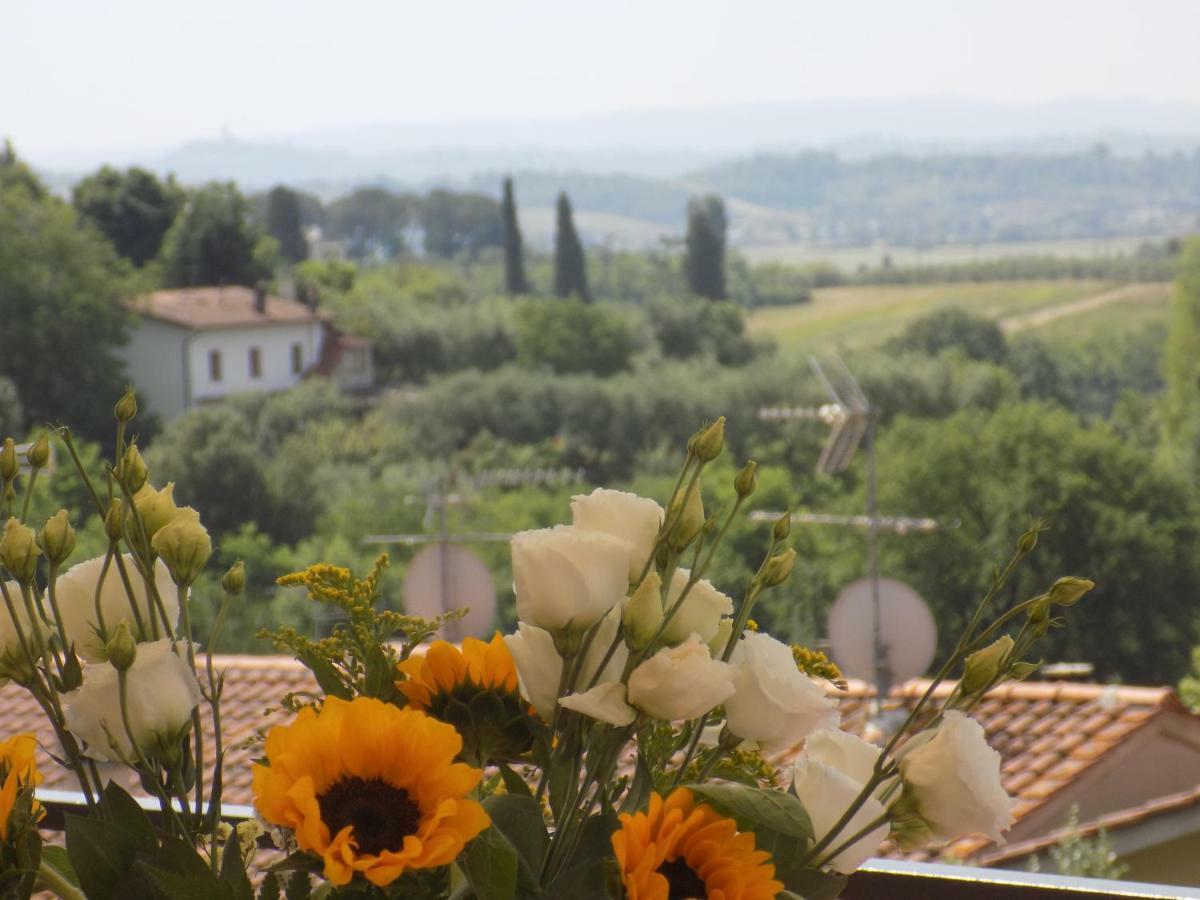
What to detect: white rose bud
<box><xmin>512</xmin><ymin>525</ymin><xmax>629</xmax><ymax>636</ymax></box>
<box><xmin>792</xmin><ymin>729</ymin><xmax>892</xmax><ymax>874</ymax></box>
<box><xmin>898</xmin><ymin>710</ymin><xmax>1016</xmax><ymax>844</ymax></box>
<box><xmin>961</xmin><ymin>635</ymin><xmax>1014</xmax><ymax>696</ymax></box>
<box><xmin>661</xmin><ymin>569</ymin><xmax>733</xmax><ymax>645</ymax></box>
<box><xmin>56</xmin><ymin>554</ymin><xmax>178</xmax><ymax>662</ymax></box>
<box><xmin>665</xmin><ymin>481</ymin><xmax>705</xmax><ymax>552</ymax></box>
<box><xmin>622</xmin><ymin>572</ymin><xmax>664</xmax><ymax>651</ymax></box>
<box><xmin>725</xmin><ymin>632</ymin><xmax>838</xmax><ymax>752</ymax></box>
<box><xmin>707</xmin><ymin>617</ymin><xmax>734</xmax><ymax>658</ymax></box>
<box><xmin>64</xmin><ymin>639</ymin><xmax>202</xmax><ymax>764</ymax></box>
<box><xmin>504</xmin><ymin>611</ymin><xmax>627</xmax><ymax>721</ymax></box>
<box><xmin>571</xmin><ymin>488</ymin><xmax>664</xmax><ymax>582</ymax></box>
<box><xmin>0</xmin><ymin>518</ymin><xmax>40</xmax><ymax>584</ymax></box>
<box><xmin>131</xmin><ymin>482</ymin><xmax>179</xmax><ymax>542</ymax></box>
<box><xmin>0</xmin><ymin>579</ymin><xmax>47</xmax><ymax>684</ymax></box>
<box><xmin>627</xmin><ymin>634</ymin><xmax>735</xmax><ymax>722</ymax></box>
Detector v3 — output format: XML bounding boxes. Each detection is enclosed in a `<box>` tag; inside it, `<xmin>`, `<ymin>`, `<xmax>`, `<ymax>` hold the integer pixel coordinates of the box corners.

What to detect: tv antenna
<box><xmin>362</xmin><ymin>467</ymin><xmax>584</xmax><ymax>641</ymax></box>
<box><xmin>756</xmin><ymin>356</ymin><xmax>945</xmax><ymax>697</ymax></box>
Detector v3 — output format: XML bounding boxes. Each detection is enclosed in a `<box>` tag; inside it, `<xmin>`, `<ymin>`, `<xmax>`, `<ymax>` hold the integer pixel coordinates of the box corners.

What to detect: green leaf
<box><xmin>283</xmin><ymin>870</ymin><xmax>312</xmax><ymax>900</ymax></box>
<box><xmin>482</xmin><ymin>794</ymin><xmax>547</xmax><ymax>889</ymax></box>
<box><xmin>64</xmin><ymin>813</ymin><xmax>144</xmax><ymax>900</ymax></box>
<box><xmin>774</xmin><ymin>868</ymin><xmax>848</xmax><ymax>900</ymax></box>
<box><xmin>301</xmin><ymin>652</ymin><xmax>351</xmax><ymax>700</ymax></box>
<box><xmin>685</xmin><ymin>783</ymin><xmax>813</xmax><ymax>841</ymax></box>
<box><xmin>546</xmin><ymin>813</ymin><xmax>622</xmax><ymax>900</ymax></box>
<box><xmin>134</xmin><ymin>861</ymin><xmax>225</xmax><ymax>900</ymax></box>
<box><xmin>220</xmin><ymin>835</ymin><xmax>254</xmax><ymax>900</ymax></box>
<box><xmin>39</xmin><ymin>844</ymin><xmax>79</xmax><ymax>890</ymax></box>
<box><xmin>462</xmin><ymin>825</ymin><xmax>518</xmax><ymax>900</ymax></box>
<box><xmin>257</xmin><ymin>871</ymin><xmax>283</xmax><ymax>900</ymax></box>
<box><xmin>496</xmin><ymin>763</ymin><xmax>533</xmax><ymax>798</ymax></box>
<box><xmin>101</xmin><ymin>782</ymin><xmax>157</xmax><ymax>848</ymax></box>
<box><xmin>620</xmin><ymin>755</ymin><xmax>652</xmax><ymax>814</ymax></box>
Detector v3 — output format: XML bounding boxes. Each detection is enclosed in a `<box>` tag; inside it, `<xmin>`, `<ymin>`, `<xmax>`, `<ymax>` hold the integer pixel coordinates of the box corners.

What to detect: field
<box><xmin>745</xmin><ymin>279</ymin><xmax>1173</xmax><ymax>351</ymax></box>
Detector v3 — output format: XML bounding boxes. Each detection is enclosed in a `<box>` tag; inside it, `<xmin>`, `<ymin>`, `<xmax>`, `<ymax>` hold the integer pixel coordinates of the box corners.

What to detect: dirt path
<box><xmin>999</xmin><ymin>284</ymin><xmax>1166</xmax><ymax>333</ymax></box>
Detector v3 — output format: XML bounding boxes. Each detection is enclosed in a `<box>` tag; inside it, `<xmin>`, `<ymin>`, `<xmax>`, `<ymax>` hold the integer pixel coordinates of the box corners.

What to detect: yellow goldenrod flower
<box><xmin>252</xmin><ymin>696</ymin><xmax>490</xmax><ymax>888</ymax></box>
<box><xmin>612</xmin><ymin>788</ymin><xmax>782</xmax><ymax>900</ymax></box>
<box><xmin>0</xmin><ymin>733</ymin><xmax>42</xmax><ymax>842</ymax></box>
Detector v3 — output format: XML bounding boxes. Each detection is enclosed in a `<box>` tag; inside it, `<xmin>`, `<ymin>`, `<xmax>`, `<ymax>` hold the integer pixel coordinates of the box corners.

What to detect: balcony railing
<box><xmin>32</xmin><ymin>791</ymin><xmax>1200</xmax><ymax>899</ymax></box>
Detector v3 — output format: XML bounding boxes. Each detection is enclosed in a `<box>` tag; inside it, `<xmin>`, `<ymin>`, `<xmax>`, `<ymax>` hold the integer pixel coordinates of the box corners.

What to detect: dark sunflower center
<box><xmin>661</xmin><ymin>856</ymin><xmax>708</xmax><ymax>899</ymax></box>
<box><xmin>317</xmin><ymin>777</ymin><xmax>420</xmax><ymax>856</ymax></box>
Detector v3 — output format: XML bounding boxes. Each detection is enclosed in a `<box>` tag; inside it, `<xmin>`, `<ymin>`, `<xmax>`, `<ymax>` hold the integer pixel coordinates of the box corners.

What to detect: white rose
<box><xmin>0</xmin><ymin>580</ymin><xmax>47</xmax><ymax>683</ymax></box>
<box><xmin>898</xmin><ymin>710</ymin><xmax>1016</xmax><ymax>843</ymax></box>
<box><xmin>64</xmin><ymin>639</ymin><xmax>202</xmax><ymax>763</ymax></box>
<box><xmin>504</xmin><ymin>610</ymin><xmax>627</xmax><ymax>721</ymax></box>
<box><xmin>792</xmin><ymin>731</ymin><xmax>891</xmax><ymax>874</ymax></box>
<box><xmin>56</xmin><ymin>554</ymin><xmax>178</xmax><ymax>662</ymax></box>
<box><xmin>571</xmin><ymin>488</ymin><xmax>664</xmax><ymax>582</ymax></box>
<box><xmin>627</xmin><ymin>634</ymin><xmax>735</xmax><ymax>721</ymax></box>
<box><xmin>724</xmin><ymin>632</ymin><xmax>838</xmax><ymax>753</ymax></box>
<box><xmin>559</xmin><ymin>682</ymin><xmax>636</xmax><ymax>726</ymax></box>
<box><xmin>661</xmin><ymin>569</ymin><xmax>734</xmax><ymax>645</ymax></box>
<box><xmin>512</xmin><ymin>525</ymin><xmax>629</xmax><ymax>634</ymax></box>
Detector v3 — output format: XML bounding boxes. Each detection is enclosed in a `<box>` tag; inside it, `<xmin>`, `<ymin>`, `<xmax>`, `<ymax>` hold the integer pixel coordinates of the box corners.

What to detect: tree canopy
<box><xmin>264</xmin><ymin>184</ymin><xmax>309</xmax><ymax>264</ymax></box>
<box><xmin>158</xmin><ymin>182</ymin><xmax>266</xmax><ymax>287</ymax></box>
<box><xmin>553</xmin><ymin>192</ymin><xmax>588</xmax><ymax>300</ymax></box>
<box><xmin>72</xmin><ymin>166</ymin><xmax>183</xmax><ymax>266</ymax></box>
<box><xmin>683</xmin><ymin>194</ymin><xmax>728</xmax><ymax>300</ymax></box>
<box><xmin>501</xmin><ymin>177</ymin><xmax>529</xmax><ymax>294</ymax></box>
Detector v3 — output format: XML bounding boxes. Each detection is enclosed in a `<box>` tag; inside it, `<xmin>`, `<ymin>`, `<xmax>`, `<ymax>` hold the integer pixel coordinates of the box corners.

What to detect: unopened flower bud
<box><xmin>25</xmin><ymin>434</ymin><xmax>49</xmax><ymax>471</ymax></box>
<box><xmin>221</xmin><ymin>560</ymin><xmax>245</xmax><ymax>595</ymax></box>
<box><xmin>1010</xmin><ymin>661</ymin><xmax>1040</xmax><ymax>681</ymax></box>
<box><xmin>961</xmin><ymin>635</ymin><xmax>1014</xmax><ymax>695</ymax></box>
<box><xmin>118</xmin><ymin>444</ymin><xmax>148</xmax><ymax>493</ymax></box>
<box><xmin>0</xmin><ymin>518</ymin><xmax>40</xmax><ymax>583</ymax></box>
<box><xmin>151</xmin><ymin>507</ymin><xmax>212</xmax><ymax>587</ymax></box>
<box><xmin>623</xmin><ymin>572</ymin><xmax>664</xmax><ymax>651</ymax></box>
<box><xmin>707</xmin><ymin>617</ymin><xmax>734</xmax><ymax>657</ymax></box>
<box><xmin>772</xmin><ymin>511</ymin><xmax>791</xmax><ymax>542</ymax></box>
<box><xmin>106</xmin><ymin>621</ymin><xmax>138</xmax><ymax>671</ymax></box>
<box><xmin>0</xmin><ymin>439</ymin><xmax>16</xmax><ymax>481</ymax></box>
<box><xmin>666</xmin><ymin>480</ymin><xmax>705</xmax><ymax>551</ymax></box>
<box><xmin>1017</xmin><ymin>528</ymin><xmax>1039</xmax><ymax>554</ymax></box>
<box><xmin>131</xmin><ymin>482</ymin><xmax>178</xmax><ymax>542</ymax></box>
<box><xmin>1048</xmin><ymin>576</ymin><xmax>1094</xmax><ymax>608</ymax></box>
<box><xmin>37</xmin><ymin>509</ymin><xmax>75</xmax><ymax>565</ymax></box>
<box><xmin>114</xmin><ymin>391</ymin><xmax>138</xmax><ymax>423</ymax></box>
<box><xmin>693</xmin><ymin>417</ymin><xmax>725</xmax><ymax>463</ymax></box>
<box><xmin>104</xmin><ymin>500</ymin><xmax>124</xmax><ymax>542</ymax></box>
<box><xmin>734</xmin><ymin>459</ymin><xmax>758</xmax><ymax>498</ymax></box>
<box><xmin>760</xmin><ymin>548</ymin><xmax>796</xmax><ymax>588</ymax></box>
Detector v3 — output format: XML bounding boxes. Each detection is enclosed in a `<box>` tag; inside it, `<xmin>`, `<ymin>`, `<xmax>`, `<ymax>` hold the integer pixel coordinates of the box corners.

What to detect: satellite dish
<box><xmin>403</xmin><ymin>543</ymin><xmax>497</xmax><ymax>642</ymax></box>
<box><xmin>827</xmin><ymin>577</ymin><xmax>936</xmax><ymax>688</ymax></box>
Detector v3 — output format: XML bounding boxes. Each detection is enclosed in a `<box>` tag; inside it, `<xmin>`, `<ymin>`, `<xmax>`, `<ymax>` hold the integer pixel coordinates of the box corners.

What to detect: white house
<box><xmin>120</xmin><ymin>285</ymin><xmax>372</xmax><ymax>422</ymax></box>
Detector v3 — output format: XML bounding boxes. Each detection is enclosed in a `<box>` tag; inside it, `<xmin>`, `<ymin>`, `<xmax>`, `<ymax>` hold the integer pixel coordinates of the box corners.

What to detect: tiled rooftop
<box><xmin>131</xmin><ymin>286</ymin><xmax>331</xmax><ymax>330</ymax></box>
<box><xmin>1</xmin><ymin>656</ymin><xmax>1192</xmax><ymax>863</ymax></box>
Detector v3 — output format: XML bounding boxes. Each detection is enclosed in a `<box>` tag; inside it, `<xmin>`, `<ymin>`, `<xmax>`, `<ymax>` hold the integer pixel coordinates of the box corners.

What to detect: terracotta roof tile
<box><xmin>131</xmin><ymin>287</ymin><xmax>331</xmax><ymax>330</ymax></box>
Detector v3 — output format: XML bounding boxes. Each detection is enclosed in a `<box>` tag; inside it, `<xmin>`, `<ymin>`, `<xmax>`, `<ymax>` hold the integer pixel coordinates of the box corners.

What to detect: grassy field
<box><xmin>746</xmin><ymin>279</ymin><xmax>1172</xmax><ymax>351</ymax></box>
<box><xmin>739</xmin><ymin>235</ymin><xmax>1157</xmax><ymax>270</ymax></box>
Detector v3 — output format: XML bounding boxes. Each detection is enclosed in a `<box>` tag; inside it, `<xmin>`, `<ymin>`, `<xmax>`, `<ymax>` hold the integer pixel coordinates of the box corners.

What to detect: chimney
<box><xmin>253</xmin><ymin>283</ymin><xmax>267</xmax><ymax>315</ymax></box>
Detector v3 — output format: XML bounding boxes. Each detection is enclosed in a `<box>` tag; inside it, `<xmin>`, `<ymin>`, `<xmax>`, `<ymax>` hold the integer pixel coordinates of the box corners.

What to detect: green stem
<box><xmin>811</xmin><ymin>811</ymin><xmax>891</xmax><ymax>871</ymax></box>
<box><xmin>56</xmin><ymin>429</ymin><xmax>107</xmax><ymax>518</ymax></box>
<box><xmin>19</xmin><ymin>468</ymin><xmax>39</xmax><ymax>523</ymax></box>
<box><xmin>36</xmin><ymin>858</ymin><xmax>87</xmax><ymax>900</ymax></box>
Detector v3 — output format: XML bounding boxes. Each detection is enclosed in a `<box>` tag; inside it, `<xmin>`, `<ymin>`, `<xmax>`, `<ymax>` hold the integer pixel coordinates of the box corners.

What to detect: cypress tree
<box><xmin>1163</xmin><ymin>237</ymin><xmax>1200</xmax><ymax>471</ymax></box>
<box><xmin>501</xmin><ymin>177</ymin><xmax>529</xmax><ymax>294</ymax></box>
<box><xmin>684</xmin><ymin>194</ymin><xmax>728</xmax><ymax>300</ymax></box>
<box><xmin>553</xmin><ymin>192</ymin><xmax>589</xmax><ymax>300</ymax></box>
<box><xmin>265</xmin><ymin>185</ymin><xmax>308</xmax><ymax>264</ymax></box>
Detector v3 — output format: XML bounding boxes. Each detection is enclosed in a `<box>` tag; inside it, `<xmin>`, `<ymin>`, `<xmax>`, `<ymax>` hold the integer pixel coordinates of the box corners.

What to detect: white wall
<box><xmin>119</xmin><ymin>318</ymin><xmax>190</xmax><ymax>421</ymax></box>
<box><xmin>189</xmin><ymin>323</ymin><xmax>323</xmax><ymax>404</ymax></box>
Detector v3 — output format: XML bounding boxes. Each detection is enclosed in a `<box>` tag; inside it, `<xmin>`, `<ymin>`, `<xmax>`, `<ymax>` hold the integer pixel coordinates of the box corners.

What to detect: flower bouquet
<box><xmin>0</xmin><ymin>397</ymin><xmax>1092</xmax><ymax>899</ymax></box>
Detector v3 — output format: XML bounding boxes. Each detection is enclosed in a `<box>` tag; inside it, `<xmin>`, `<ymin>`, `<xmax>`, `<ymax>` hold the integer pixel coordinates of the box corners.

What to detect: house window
<box><xmin>249</xmin><ymin>346</ymin><xmax>262</xmax><ymax>378</ymax></box>
<box><xmin>291</xmin><ymin>343</ymin><xmax>303</xmax><ymax>374</ymax></box>
<box><xmin>209</xmin><ymin>350</ymin><xmax>222</xmax><ymax>382</ymax></box>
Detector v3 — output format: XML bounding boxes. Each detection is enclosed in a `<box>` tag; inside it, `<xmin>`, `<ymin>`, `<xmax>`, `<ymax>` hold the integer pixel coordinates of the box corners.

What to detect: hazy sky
<box><xmin>5</xmin><ymin>0</ymin><xmax>1199</xmax><ymax>157</ymax></box>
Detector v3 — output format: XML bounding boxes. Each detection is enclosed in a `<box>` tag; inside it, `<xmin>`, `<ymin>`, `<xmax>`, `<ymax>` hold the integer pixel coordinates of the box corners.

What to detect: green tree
<box><xmin>887</xmin><ymin>306</ymin><xmax>1008</xmax><ymax>363</ymax></box>
<box><xmin>420</xmin><ymin>190</ymin><xmax>503</xmax><ymax>259</ymax></box>
<box><xmin>159</xmin><ymin>182</ymin><xmax>265</xmax><ymax>286</ymax></box>
<box><xmin>515</xmin><ymin>298</ymin><xmax>633</xmax><ymax>375</ymax></box>
<box><xmin>683</xmin><ymin>194</ymin><xmax>728</xmax><ymax>300</ymax></box>
<box><xmin>553</xmin><ymin>192</ymin><xmax>589</xmax><ymax>300</ymax></box>
<box><xmin>324</xmin><ymin>187</ymin><xmax>419</xmax><ymax>259</ymax></box>
<box><xmin>264</xmin><ymin>184</ymin><xmax>309</xmax><ymax>264</ymax></box>
<box><xmin>0</xmin><ymin>160</ymin><xmax>131</xmax><ymax>439</ymax></box>
<box><xmin>501</xmin><ymin>177</ymin><xmax>529</xmax><ymax>294</ymax></box>
<box><xmin>72</xmin><ymin>166</ymin><xmax>183</xmax><ymax>266</ymax></box>
<box><xmin>1028</xmin><ymin>806</ymin><xmax>1128</xmax><ymax>880</ymax></box>
<box><xmin>1162</xmin><ymin>237</ymin><xmax>1200</xmax><ymax>471</ymax></box>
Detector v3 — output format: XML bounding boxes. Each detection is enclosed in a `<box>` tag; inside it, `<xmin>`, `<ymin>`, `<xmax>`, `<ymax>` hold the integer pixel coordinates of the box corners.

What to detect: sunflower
<box><xmin>397</xmin><ymin>634</ymin><xmax>535</xmax><ymax>763</ymax></box>
<box><xmin>252</xmin><ymin>696</ymin><xmax>490</xmax><ymax>887</ymax></box>
<box><xmin>0</xmin><ymin>733</ymin><xmax>42</xmax><ymax>843</ymax></box>
<box><xmin>612</xmin><ymin>788</ymin><xmax>783</xmax><ymax>900</ymax></box>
